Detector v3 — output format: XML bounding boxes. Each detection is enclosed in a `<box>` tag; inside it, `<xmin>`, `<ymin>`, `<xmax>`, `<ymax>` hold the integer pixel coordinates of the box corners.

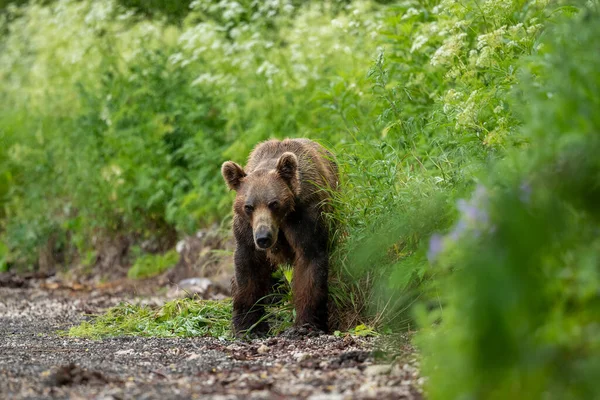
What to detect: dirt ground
<box><xmin>0</xmin><ymin>277</ymin><xmax>423</xmax><ymax>400</ymax></box>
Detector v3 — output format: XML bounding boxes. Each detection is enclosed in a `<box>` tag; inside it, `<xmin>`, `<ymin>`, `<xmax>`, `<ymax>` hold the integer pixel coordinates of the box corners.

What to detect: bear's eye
<box><xmin>268</xmin><ymin>201</ymin><xmax>279</xmax><ymax>210</ymax></box>
<box><xmin>244</xmin><ymin>205</ymin><xmax>254</xmax><ymax>214</ymax></box>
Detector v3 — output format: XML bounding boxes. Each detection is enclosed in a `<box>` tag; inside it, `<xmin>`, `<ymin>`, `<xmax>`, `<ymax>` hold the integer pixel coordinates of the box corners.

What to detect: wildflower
<box><xmin>439</xmin><ymin>0</ymin><xmax>457</xmax><ymax>9</ymax></box>
<box><xmin>283</xmin><ymin>3</ymin><xmax>294</xmax><ymax>14</ymax></box>
<box><xmin>256</xmin><ymin>61</ymin><xmax>280</xmax><ymax>86</ymax></box>
<box><xmin>445</xmin><ymin>68</ymin><xmax>460</xmax><ymax>79</ymax></box>
<box><xmin>457</xmin><ymin>199</ymin><xmax>489</xmax><ymax>229</ymax></box>
<box><xmin>526</xmin><ymin>24</ymin><xmax>543</xmax><ymax>35</ymax></box>
<box><xmin>411</xmin><ymin>35</ymin><xmax>428</xmax><ymax>53</ymax></box>
<box><xmin>84</xmin><ymin>1</ymin><xmax>114</xmax><ymax>26</ymax></box>
<box><xmin>430</xmin><ymin>33</ymin><xmax>467</xmax><ymax>67</ymax></box>
<box><xmin>509</xmin><ymin>23</ymin><xmax>524</xmax><ymax>35</ymax></box>
<box><xmin>456</xmin><ymin>186</ymin><xmax>491</xmax><ymax>237</ymax></box>
<box><xmin>475</xmin><ymin>46</ymin><xmax>493</xmax><ymax>68</ymax></box>
<box><xmin>101</xmin><ymin>164</ymin><xmax>123</xmax><ymax>184</ymax></box>
<box><xmin>331</xmin><ymin>18</ymin><xmax>344</xmax><ymax>29</ymax></box>
<box><xmin>100</xmin><ymin>105</ymin><xmax>112</xmax><ymax>126</ymax></box>
<box><xmin>444</xmin><ymin>89</ymin><xmax>464</xmax><ymax>102</ymax></box>
<box><xmin>427</xmin><ymin>234</ymin><xmax>445</xmax><ymax>263</ymax></box>
<box><xmin>428</xmin><ymin>185</ymin><xmax>494</xmax><ymax>263</ymax></box>
<box><xmin>402</xmin><ymin>7</ymin><xmax>420</xmax><ymax>20</ymax></box>
<box><xmin>482</xmin><ymin>0</ymin><xmax>512</xmax><ymax>15</ymax></box>
<box><xmin>455</xmin><ymin>89</ymin><xmax>479</xmax><ymax>128</ymax></box>
<box><xmin>191</xmin><ymin>73</ymin><xmax>222</xmax><ymax>86</ymax></box>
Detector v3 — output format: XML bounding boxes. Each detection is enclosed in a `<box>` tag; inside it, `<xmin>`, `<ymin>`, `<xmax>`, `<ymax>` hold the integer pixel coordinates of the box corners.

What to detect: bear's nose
<box><xmin>255</xmin><ymin>228</ymin><xmax>273</xmax><ymax>249</ymax></box>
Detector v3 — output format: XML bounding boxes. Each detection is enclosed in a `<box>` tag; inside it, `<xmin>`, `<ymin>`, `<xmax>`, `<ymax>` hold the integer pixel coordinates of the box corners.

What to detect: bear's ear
<box><xmin>221</xmin><ymin>161</ymin><xmax>246</xmax><ymax>191</ymax></box>
<box><xmin>276</xmin><ymin>152</ymin><xmax>300</xmax><ymax>195</ymax></box>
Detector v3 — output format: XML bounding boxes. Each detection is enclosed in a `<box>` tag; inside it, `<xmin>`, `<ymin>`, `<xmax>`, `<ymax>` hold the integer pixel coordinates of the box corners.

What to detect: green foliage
<box><xmin>68</xmin><ymin>299</ymin><xmax>233</xmax><ymax>339</ymax></box>
<box><xmin>127</xmin><ymin>250</ymin><xmax>179</xmax><ymax>279</ymax></box>
<box><xmin>327</xmin><ymin>0</ymin><xmax>553</xmax><ymax>330</ymax></box>
<box><xmin>413</xmin><ymin>4</ymin><xmax>600</xmax><ymax>399</ymax></box>
<box><xmin>4</xmin><ymin>1</ymin><xmax>600</xmax><ymax>397</ymax></box>
<box><xmin>0</xmin><ymin>0</ymin><xmax>381</xmax><ymax>270</ymax></box>
<box><xmin>0</xmin><ymin>241</ymin><xmax>8</xmax><ymax>272</ymax></box>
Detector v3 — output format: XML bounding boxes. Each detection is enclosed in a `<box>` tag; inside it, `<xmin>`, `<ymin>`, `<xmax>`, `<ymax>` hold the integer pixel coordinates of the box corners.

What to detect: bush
<box><xmin>127</xmin><ymin>250</ymin><xmax>179</xmax><ymax>279</ymax></box>
<box><xmin>413</xmin><ymin>4</ymin><xmax>600</xmax><ymax>399</ymax></box>
<box><xmin>0</xmin><ymin>0</ymin><xmax>381</xmax><ymax>271</ymax></box>
<box><xmin>328</xmin><ymin>0</ymin><xmax>552</xmax><ymax>329</ymax></box>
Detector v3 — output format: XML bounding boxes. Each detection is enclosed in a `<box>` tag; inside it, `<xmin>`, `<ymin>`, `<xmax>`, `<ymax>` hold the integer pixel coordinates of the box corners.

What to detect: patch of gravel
<box><xmin>0</xmin><ymin>285</ymin><xmax>423</xmax><ymax>399</ymax></box>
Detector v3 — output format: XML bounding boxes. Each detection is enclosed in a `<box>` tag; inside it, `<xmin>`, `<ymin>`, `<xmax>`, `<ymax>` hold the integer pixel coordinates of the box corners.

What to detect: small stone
<box><xmin>308</xmin><ymin>394</ymin><xmax>344</xmax><ymax>400</ymax></box>
<box><xmin>257</xmin><ymin>344</ymin><xmax>270</xmax><ymax>354</ymax></box>
<box><xmin>391</xmin><ymin>363</ymin><xmax>405</xmax><ymax>377</ymax></box>
<box><xmin>293</xmin><ymin>352</ymin><xmax>311</xmax><ymax>362</ymax></box>
<box><xmin>364</xmin><ymin>364</ymin><xmax>392</xmax><ymax>376</ymax></box>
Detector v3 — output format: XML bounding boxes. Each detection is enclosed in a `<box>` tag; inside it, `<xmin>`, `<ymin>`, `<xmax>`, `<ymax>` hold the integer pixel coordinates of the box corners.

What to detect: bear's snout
<box><xmin>254</xmin><ymin>226</ymin><xmax>274</xmax><ymax>249</ymax></box>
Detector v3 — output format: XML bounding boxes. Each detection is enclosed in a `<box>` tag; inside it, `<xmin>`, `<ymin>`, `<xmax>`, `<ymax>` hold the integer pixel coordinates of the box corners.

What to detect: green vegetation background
<box><xmin>1</xmin><ymin>0</ymin><xmax>599</xmax><ymax>398</ymax></box>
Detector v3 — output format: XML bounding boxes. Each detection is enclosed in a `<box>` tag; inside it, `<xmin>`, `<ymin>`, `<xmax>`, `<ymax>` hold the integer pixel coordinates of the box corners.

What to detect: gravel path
<box><xmin>0</xmin><ymin>281</ymin><xmax>423</xmax><ymax>399</ymax></box>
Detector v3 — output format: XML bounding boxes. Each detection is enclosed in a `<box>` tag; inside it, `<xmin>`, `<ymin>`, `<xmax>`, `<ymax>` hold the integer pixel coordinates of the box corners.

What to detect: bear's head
<box><xmin>221</xmin><ymin>152</ymin><xmax>300</xmax><ymax>250</ymax></box>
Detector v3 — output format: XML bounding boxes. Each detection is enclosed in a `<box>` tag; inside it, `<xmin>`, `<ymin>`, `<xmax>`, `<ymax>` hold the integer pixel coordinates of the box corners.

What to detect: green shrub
<box><xmin>415</xmin><ymin>4</ymin><xmax>600</xmax><ymax>399</ymax></box>
<box><xmin>0</xmin><ymin>0</ymin><xmax>381</xmax><ymax>270</ymax></box>
<box><xmin>327</xmin><ymin>0</ymin><xmax>553</xmax><ymax>330</ymax></box>
<box><xmin>127</xmin><ymin>250</ymin><xmax>179</xmax><ymax>279</ymax></box>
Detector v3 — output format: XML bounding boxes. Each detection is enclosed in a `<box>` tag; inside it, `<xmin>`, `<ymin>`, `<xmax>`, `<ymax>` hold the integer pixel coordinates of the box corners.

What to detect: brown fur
<box><xmin>222</xmin><ymin>138</ymin><xmax>338</xmax><ymax>335</ymax></box>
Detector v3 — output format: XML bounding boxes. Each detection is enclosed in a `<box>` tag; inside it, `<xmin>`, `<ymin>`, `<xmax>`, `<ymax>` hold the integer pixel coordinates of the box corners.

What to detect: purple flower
<box><xmin>456</xmin><ymin>185</ymin><xmax>490</xmax><ymax>231</ymax></box>
<box><xmin>449</xmin><ymin>219</ymin><xmax>468</xmax><ymax>241</ymax></box>
<box><xmin>427</xmin><ymin>185</ymin><xmax>495</xmax><ymax>264</ymax></box>
<box><xmin>427</xmin><ymin>234</ymin><xmax>445</xmax><ymax>263</ymax></box>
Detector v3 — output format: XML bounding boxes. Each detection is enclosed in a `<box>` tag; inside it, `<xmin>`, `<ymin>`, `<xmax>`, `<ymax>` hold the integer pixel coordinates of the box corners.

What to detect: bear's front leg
<box><xmin>292</xmin><ymin>253</ymin><xmax>329</xmax><ymax>332</ymax></box>
<box><xmin>231</xmin><ymin>239</ymin><xmax>272</xmax><ymax>337</ymax></box>
<box><xmin>284</xmin><ymin>210</ymin><xmax>330</xmax><ymax>333</ymax></box>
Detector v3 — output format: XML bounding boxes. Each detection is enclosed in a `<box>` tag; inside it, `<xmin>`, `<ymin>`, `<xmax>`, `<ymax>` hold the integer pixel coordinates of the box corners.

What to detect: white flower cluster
<box><xmin>411</xmin><ymin>35</ymin><xmax>428</xmax><ymax>53</ymax></box>
<box><xmin>189</xmin><ymin>0</ymin><xmax>294</xmax><ymax>22</ymax></box>
<box><xmin>397</xmin><ymin>0</ymin><xmax>549</xmax><ymax>144</ymax></box>
<box><xmin>481</xmin><ymin>0</ymin><xmax>513</xmax><ymax>16</ymax></box>
<box><xmin>0</xmin><ymin>0</ymin><xmax>179</xmax><ymax>113</ymax></box>
<box><xmin>474</xmin><ymin>25</ymin><xmax>507</xmax><ymax>67</ymax></box>
<box><xmin>454</xmin><ymin>89</ymin><xmax>480</xmax><ymax>129</ymax></box>
<box><xmin>101</xmin><ymin>164</ymin><xmax>124</xmax><ymax>186</ymax></box>
<box><xmin>430</xmin><ymin>33</ymin><xmax>467</xmax><ymax>67</ymax></box>
<box><xmin>169</xmin><ymin>0</ymin><xmax>382</xmax><ymax>95</ymax></box>
<box><xmin>402</xmin><ymin>7</ymin><xmax>421</xmax><ymax>20</ymax></box>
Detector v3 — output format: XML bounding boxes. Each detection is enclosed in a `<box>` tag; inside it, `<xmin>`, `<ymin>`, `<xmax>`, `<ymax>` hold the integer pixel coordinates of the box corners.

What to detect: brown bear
<box><xmin>221</xmin><ymin>138</ymin><xmax>338</xmax><ymax>336</ymax></box>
